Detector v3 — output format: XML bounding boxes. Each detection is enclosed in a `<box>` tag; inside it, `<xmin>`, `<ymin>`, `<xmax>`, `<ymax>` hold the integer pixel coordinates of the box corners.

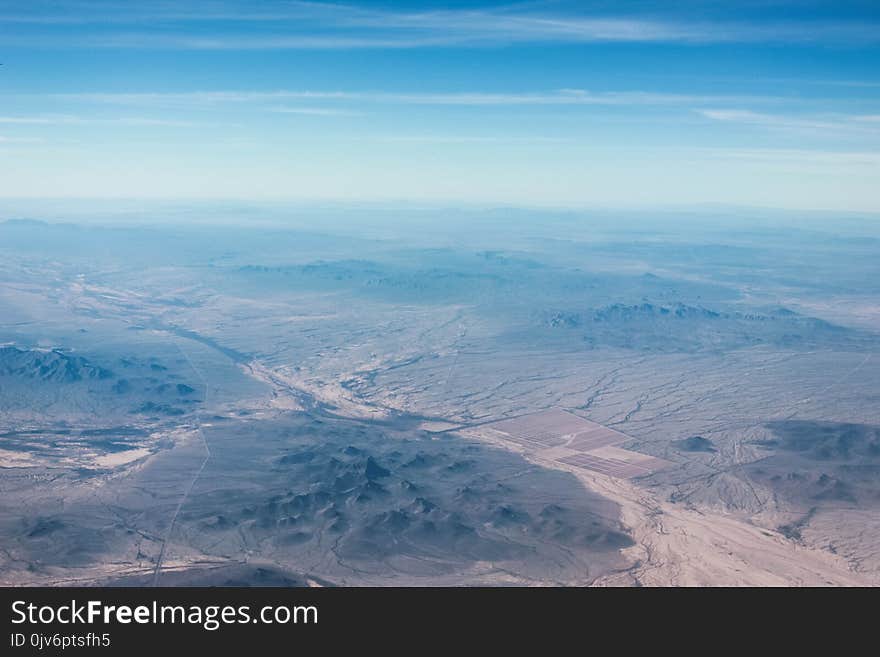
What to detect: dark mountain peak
<box><xmin>0</xmin><ymin>346</ymin><xmax>113</xmax><ymax>383</ymax></box>
<box><xmin>364</xmin><ymin>456</ymin><xmax>390</xmax><ymax>480</ymax></box>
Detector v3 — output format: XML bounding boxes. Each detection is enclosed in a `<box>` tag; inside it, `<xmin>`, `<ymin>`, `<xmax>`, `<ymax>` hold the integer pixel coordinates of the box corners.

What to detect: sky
<box><xmin>1</xmin><ymin>0</ymin><xmax>879</xmax><ymax>212</ymax></box>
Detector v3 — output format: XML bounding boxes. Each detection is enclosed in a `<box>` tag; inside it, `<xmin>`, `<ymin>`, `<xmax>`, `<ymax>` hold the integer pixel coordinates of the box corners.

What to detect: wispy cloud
<box><xmin>0</xmin><ymin>135</ymin><xmax>44</xmax><ymax>143</ymax></box>
<box><xmin>704</xmin><ymin>147</ymin><xmax>880</xmax><ymax>167</ymax></box>
<box><xmin>49</xmin><ymin>91</ymin><xmax>352</xmax><ymax>108</ymax></box>
<box><xmin>359</xmin><ymin>135</ymin><xmax>566</xmax><ymax>144</ymax></box>
<box><xmin>697</xmin><ymin>108</ymin><xmax>880</xmax><ymax>134</ymax></box>
<box><xmin>0</xmin><ymin>116</ymin><xmax>57</xmax><ymax>124</ymax></box>
<box><xmin>2</xmin><ymin>1</ymin><xmax>880</xmax><ymax>49</ymax></box>
<box><xmin>271</xmin><ymin>106</ymin><xmax>363</xmax><ymax>117</ymax></box>
<box><xmin>51</xmin><ymin>88</ymin><xmax>777</xmax><ymax>109</ymax></box>
<box><xmin>0</xmin><ymin>114</ymin><xmax>214</xmax><ymax>127</ymax></box>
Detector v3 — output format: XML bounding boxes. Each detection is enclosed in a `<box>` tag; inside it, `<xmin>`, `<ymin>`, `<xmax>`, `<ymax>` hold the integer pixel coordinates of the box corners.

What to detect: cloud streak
<box><xmin>3</xmin><ymin>1</ymin><xmax>880</xmax><ymax>49</ymax></box>
<box><xmin>271</xmin><ymin>106</ymin><xmax>363</xmax><ymax>117</ymax></box>
<box><xmin>0</xmin><ymin>135</ymin><xmax>44</xmax><ymax>143</ymax></box>
<box><xmin>697</xmin><ymin>108</ymin><xmax>880</xmax><ymax>135</ymax></box>
<box><xmin>704</xmin><ymin>147</ymin><xmax>880</xmax><ymax>168</ymax></box>
<box><xmin>49</xmin><ymin>88</ymin><xmax>780</xmax><ymax>109</ymax></box>
<box><xmin>0</xmin><ymin>114</ymin><xmax>217</xmax><ymax>127</ymax></box>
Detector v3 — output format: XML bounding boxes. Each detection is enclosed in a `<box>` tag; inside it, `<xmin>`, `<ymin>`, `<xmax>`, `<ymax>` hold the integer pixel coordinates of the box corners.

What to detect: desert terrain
<box><xmin>1</xmin><ymin>208</ymin><xmax>878</xmax><ymax>586</ymax></box>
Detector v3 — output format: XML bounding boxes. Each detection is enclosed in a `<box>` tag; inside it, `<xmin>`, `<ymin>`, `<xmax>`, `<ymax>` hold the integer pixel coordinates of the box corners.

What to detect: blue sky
<box><xmin>1</xmin><ymin>0</ymin><xmax>879</xmax><ymax>211</ymax></box>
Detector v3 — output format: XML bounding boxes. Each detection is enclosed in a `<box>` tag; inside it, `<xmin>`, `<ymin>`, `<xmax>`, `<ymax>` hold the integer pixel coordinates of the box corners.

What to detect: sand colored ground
<box><xmin>577</xmin><ymin>469</ymin><xmax>874</xmax><ymax>587</ymax></box>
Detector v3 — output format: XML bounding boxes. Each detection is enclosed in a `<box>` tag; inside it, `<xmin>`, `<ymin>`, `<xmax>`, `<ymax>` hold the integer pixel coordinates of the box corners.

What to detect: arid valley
<box><xmin>2</xmin><ymin>208</ymin><xmax>878</xmax><ymax>586</ymax></box>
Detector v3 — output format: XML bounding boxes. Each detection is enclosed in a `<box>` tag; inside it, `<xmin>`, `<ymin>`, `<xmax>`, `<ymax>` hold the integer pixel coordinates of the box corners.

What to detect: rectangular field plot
<box><xmin>479</xmin><ymin>408</ymin><xmax>671</xmax><ymax>480</ymax></box>
<box><xmin>558</xmin><ymin>452</ymin><xmax>664</xmax><ymax>479</ymax></box>
<box><xmin>568</xmin><ymin>428</ymin><xmax>627</xmax><ymax>452</ymax></box>
<box><xmin>489</xmin><ymin>408</ymin><xmax>606</xmax><ymax>448</ymax></box>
